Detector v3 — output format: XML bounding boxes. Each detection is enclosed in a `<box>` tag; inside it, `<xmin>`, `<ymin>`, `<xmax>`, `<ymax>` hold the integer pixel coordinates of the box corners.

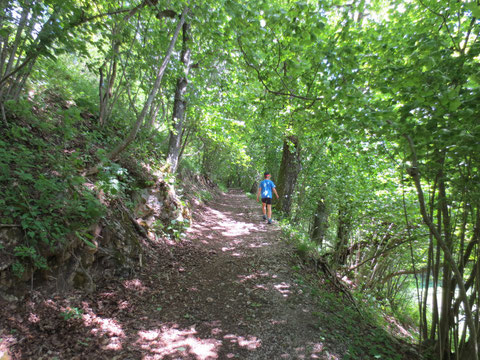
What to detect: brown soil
<box><xmin>0</xmin><ymin>190</ymin><xmax>412</xmax><ymax>359</ymax></box>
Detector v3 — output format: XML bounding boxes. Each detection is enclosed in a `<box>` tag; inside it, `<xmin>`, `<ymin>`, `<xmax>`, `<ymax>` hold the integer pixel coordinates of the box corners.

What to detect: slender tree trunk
<box><xmin>166</xmin><ymin>21</ymin><xmax>192</xmax><ymax>173</ymax></box>
<box><xmin>106</xmin><ymin>7</ymin><xmax>188</xmax><ymax>162</ymax></box>
<box><xmin>438</xmin><ymin>161</ymin><xmax>453</xmax><ymax>359</ymax></box>
<box><xmin>405</xmin><ymin>137</ymin><xmax>478</xmax><ymax>358</ymax></box>
<box><xmin>334</xmin><ymin>204</ymin><xmax>350</xmax><ymax>266</ymax></box>
<box><xmin>0</xmin><ymin>2</ymin><xmax>152</xmax><ymax>101</ymax></box>
<box><xmin>311</xmin><ymin>199</ymin><xmax>327</xmax><ymax>246</ymax></box>
<box><xmin>0</xmin><ymin>10</ymin><xmax>57</xmax><ymax>90</ymax></box>
<box><xmin>0</xmin><ymin>1</ymin><xmax>32</xmax><ymax>101</ymax></box>
<box><xmin>422</xmin><ymin>235</ymin><xmax>433</xmax><ymax>341</ymax></box>
<box><xmin>99</xmin><ymin>24</ymin><xmax>120</xmax><ymax>127</ymax></box>
<box><xmin>2</xmin><ymin>2</ymin><xmax>29</xmax><ymax>78</ymax></box>
<box><xmin>145</xmin><ymin>99</ymin><xmax>163</xmax><ymax>130</ymax></box>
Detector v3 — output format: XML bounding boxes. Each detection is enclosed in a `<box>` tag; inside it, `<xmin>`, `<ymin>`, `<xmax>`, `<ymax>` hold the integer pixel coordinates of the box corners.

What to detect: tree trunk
<box><xmin>311</xmin><ymin>199</ymin><xmax>327</xmax><ymax>246</ymax></box>
<box><xmin>405</xmin><ymin>136</ymin><xmax>478</xmax><ymax>358</ymax></box>
<box><xmin>334</xmin><ymin>204</ymin><xmax>351</xmax><ymax>266</ymax></box>
<box><xmin>250</xmin><ymin>181</ymin><xmax>258</xmax><ymax>194</ymax></box>
<box><xmin>438</xmin><ymin>165</ymin><xmax>453</xmax><ymax>360</ymax></box>
<box><xmin>106</xmin><ymin>7</ymin><xmax>188</xmax><ymax>161</ymax></box>
<box><xmin>166</xmin><ymin>21</ymin><xmax>192</xmax><ymax>173</ymax></box>
<box><xmin>99</xmin><ymin>24</ymin><xmax>120</xmax><ymax>127</ymax></box>
<box><xmin>275</xmin><ymin>135</ymin><xmax>300</xmax><ymax>215</ymax></box>
<box><xmin>0</xmin><ymin>8</ymin><xmax>57</xmax><ymax>91</ymax></box>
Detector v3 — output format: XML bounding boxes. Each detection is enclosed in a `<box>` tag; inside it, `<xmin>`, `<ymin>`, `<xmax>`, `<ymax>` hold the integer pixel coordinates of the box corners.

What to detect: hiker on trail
<box><xmin>257</xmin><ymin>172</ymin><xmax>279</xmax><ymax>224</ymax></box>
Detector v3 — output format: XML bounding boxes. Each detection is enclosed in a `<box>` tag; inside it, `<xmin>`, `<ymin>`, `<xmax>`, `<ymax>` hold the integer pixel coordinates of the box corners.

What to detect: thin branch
<box><xmin>462</xmin><ymin>17</ymin><xmax>477</xmax><ymax>53</ymax></box>
<box><xmin>381</xmin><ymin>267</ymin><xmax>431</xmax><ymax>284</ymax></box>
<box><xmin>346</xmin><ymin>238</ymin><xmax>412</xmax><ymax>272</ymax></box>
<box><xmin>80</xmin><ymin>0</ymin><xmax>151</xmax><ymax>25</ymax></box>
<box><xmin>127</xmin><ymin>85</ymin><xmax>140</xmax><ymax>118</ymax></box>
<box><xmin>237</xmin><ymin>37</ymin><xmax>324</xmax><ymax>102</ymax></box>
<box><xmin>80</xmin><ymin>8</ymin><xmax>134</xmax><ymax>24</ymax></box>
<box><xmin>417</xmin><ymin>0</ymin><xmax>461</xmax><ymax>52</ymax></box>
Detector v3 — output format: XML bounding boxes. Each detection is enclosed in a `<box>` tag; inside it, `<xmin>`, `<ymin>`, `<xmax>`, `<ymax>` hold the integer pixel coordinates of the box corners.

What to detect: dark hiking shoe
<box><xmin>268</xmin><ymin>219</ymin><xmax>273</xmax><ymax>224</ymax></box>
<box><xmin>263</xmin><ymin>215</ymin><xmax>267</xmax><ymax>220</ymax></box>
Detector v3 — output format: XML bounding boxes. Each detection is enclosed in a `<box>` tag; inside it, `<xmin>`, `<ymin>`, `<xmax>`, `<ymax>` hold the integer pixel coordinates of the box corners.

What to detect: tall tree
<box><xmin>106</xmin><ymin>7</ymin><xmax>188</xmax><ymax>161</ymax></box>
<box><xmin>166</xmin><ymin>19</ymin><xmax>193</xmax><ymax>173</ymax></box>
<box><xmin>275</xmin><ymin>135</ymin><xmax>300</xmax><ymax>215</ymax></box>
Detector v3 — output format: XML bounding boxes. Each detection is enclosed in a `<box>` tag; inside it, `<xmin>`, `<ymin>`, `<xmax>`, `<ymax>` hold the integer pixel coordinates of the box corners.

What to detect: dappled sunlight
<box><xmin>208</xmin><ymin>208</ymin><xmax>228</xmax><ymax>220</ymax></box>
<box><xmin>238</xmin><ymin>271</ymin><xmax>271</xmax><ymax>283</ymax></box>
<box><xmin>270</xmin><ymin>319</ymin><xmax>287</xmax><ymax>325</ymax></box>
<box><xmin>81</xmin><ymin>304</ymin><xmax>126</xmax><ymax>351</ymax></box>
<box><xmin>27</xmin><ymin>312</ymin><xmax>40</xmax><ymax>324</ymax></box>
<box><xmin>221</xmin><ymin>244</ymin><xmax>246</xmax><ymax>257</ymax></box>
<box><xmin>192</xmin><ymin>219</ymin><xmax>257</xmax><ymax>239</ymax></box>
<box><xmin>248</xmin><ymin>241</ymin><xmax>271</xmax><ymax>248</ymax></box>
<box><xmin>185</xmin><ymin>193</ymin><xmax>278</xmax><ymax>251</ymax></box>
<box><xmin>123</xmin><ymin>279</ymin><xmax>148</xmax><ymax>293</ymax></box>
<box><xmin>221</xmin><ymin>222</ymin><xmax>257</xmax><ymax>237</ymax></box>
<box><xmin>136</xmin><ymin>325</ymin><xmax>221</xmax><ymax>360</ymax></box>
<box><xmin>253</xmin><ymin>284</ymin><xmax>268</xmax><ymax>291</ymax></box>
<box><xmin>278</xmin><ymin>342</ymin><xmax>327</xmax><ymax>359</ymax></box>
<box><xmin>0</xmin><ymin>334</ymin><xmax>16</xmax><ymax>360</ymax></box>
<box><xmin>274</xmin><ymin>282</ymin><xmax>292</xmax><ymax>297</ymax></box>
<box><xmin>2</xmin><ymin>190</ymin><xmax>399</xmax><ymax>360</ymax></box>
<box><xmin>312</xmin><ymin>343</ymin><xmax>324</xmax><ymax>352</ymax></box>
<box><xmin>82</xmin><ymin>314</ymin><xmax>125</xmax><ymax>337</ymax></box>
<box><xmin>223</xmin><ymin>334</ymin><xmax>261</xmax><ymax>350</ymax></box>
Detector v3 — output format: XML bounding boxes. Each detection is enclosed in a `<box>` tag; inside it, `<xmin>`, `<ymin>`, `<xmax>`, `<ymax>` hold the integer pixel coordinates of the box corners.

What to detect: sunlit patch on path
<box><xmin>136</xmin><ymin>325</ymin><xmax>221</xmax><ymax>360</ymax></box>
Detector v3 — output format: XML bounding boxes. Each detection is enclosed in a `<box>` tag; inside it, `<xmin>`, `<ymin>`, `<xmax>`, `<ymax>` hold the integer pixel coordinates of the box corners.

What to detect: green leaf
<box><xmin>466</xmin><ymin>3</ymin><xmax>480</xmax><ymax>18</ymax></box>
<box><xmin>75</xmin><ymin>231</ymin><xmax>96</xmax><ymax>249</ymax></box>
<box><xmin>449</xmin><ymin>99</ymin><xmax>461</xmax><ymax>112</ymax></box>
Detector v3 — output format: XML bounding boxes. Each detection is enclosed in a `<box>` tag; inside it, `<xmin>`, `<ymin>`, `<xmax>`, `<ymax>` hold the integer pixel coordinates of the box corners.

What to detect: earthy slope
<box><xmin>0</xmin><ymin>190</ymin><xmax>415</xmax><ymax>359</ymax></box>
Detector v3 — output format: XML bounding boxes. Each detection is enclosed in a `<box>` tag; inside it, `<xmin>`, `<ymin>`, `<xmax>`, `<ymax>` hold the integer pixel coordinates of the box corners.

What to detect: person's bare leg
<box><xmin>262</xmin><ymin>202</ymin><xmax>267</xmax><ymax>216</ymax></box>
<box><xmin>267</xmin><ymin>204</ymin><xmax>272</xmax><ymax>219</ymax></box>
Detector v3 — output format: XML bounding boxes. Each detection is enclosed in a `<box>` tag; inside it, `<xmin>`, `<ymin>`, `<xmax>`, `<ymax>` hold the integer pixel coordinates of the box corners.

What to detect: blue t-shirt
<box><xmin>259</xmin><ymin>179</ymin><xmax>276</xmax><ymax>199</ymax></box>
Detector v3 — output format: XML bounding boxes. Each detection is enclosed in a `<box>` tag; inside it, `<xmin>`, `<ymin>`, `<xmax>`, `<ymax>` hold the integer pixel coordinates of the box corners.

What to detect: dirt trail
<box><xmin>170</xmin><ymin>189</ymin><xmax>326</xmax><ymax>359</ymax></box>
<box><xmin>1</xmin><ymin>190</ymin><xmax>336</xmax><ymax>359</ymax></box>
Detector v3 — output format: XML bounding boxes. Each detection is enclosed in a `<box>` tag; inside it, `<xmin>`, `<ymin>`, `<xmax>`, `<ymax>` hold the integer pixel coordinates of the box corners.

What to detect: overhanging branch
<box><xmin>237</xmin><ymin>37</ymin><xmax>324</xmax><ymax>102</ymax></box>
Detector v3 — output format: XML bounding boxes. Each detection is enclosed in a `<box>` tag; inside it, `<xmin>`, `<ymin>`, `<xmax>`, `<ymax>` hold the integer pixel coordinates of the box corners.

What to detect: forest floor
<box><xmin>0</xmin><ymin>190</ymin><xmax>417</xmax><ymax>359</ymax></box>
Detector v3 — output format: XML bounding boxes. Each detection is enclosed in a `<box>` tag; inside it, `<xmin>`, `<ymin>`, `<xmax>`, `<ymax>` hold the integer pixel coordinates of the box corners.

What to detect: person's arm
<box><xmin>273</xmin><ymin>187</ymin><xmax>279</xmax><ymax>199</ymax></box>
<box><xmin>257</xmin><ymin>186</ymin><xmax>261</xmax><ymax>202</ymax></box>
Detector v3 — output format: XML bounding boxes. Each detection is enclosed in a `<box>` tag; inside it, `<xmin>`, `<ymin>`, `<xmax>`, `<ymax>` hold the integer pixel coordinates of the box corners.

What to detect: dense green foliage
<box><xmin>1</xmin><ymin>0</ymin><xmax>479</xmax><ymax>358</ymax></box>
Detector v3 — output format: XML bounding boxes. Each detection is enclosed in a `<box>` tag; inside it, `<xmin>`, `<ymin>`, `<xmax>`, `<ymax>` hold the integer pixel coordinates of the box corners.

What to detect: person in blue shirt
<box><xmin>256</xmin><ymin>172</ymin><xmax>279</xmax><ymax>224</ymax></box>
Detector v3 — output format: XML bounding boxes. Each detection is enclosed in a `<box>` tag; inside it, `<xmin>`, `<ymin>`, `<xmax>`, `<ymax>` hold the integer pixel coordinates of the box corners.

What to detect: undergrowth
<box><xmin>282</xmin><ymin>221</ymin><xmax>418</xmax><ymax>358</ymax></box>
<box><xmin>0</xmin><ymin>99</ymin><xmax>105</xmax><ymax>278</ymax></box>
<box><xmin>0</xmin><ymin>56</ymin><xmax>188</xmax><ymax>280</ymax></box>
